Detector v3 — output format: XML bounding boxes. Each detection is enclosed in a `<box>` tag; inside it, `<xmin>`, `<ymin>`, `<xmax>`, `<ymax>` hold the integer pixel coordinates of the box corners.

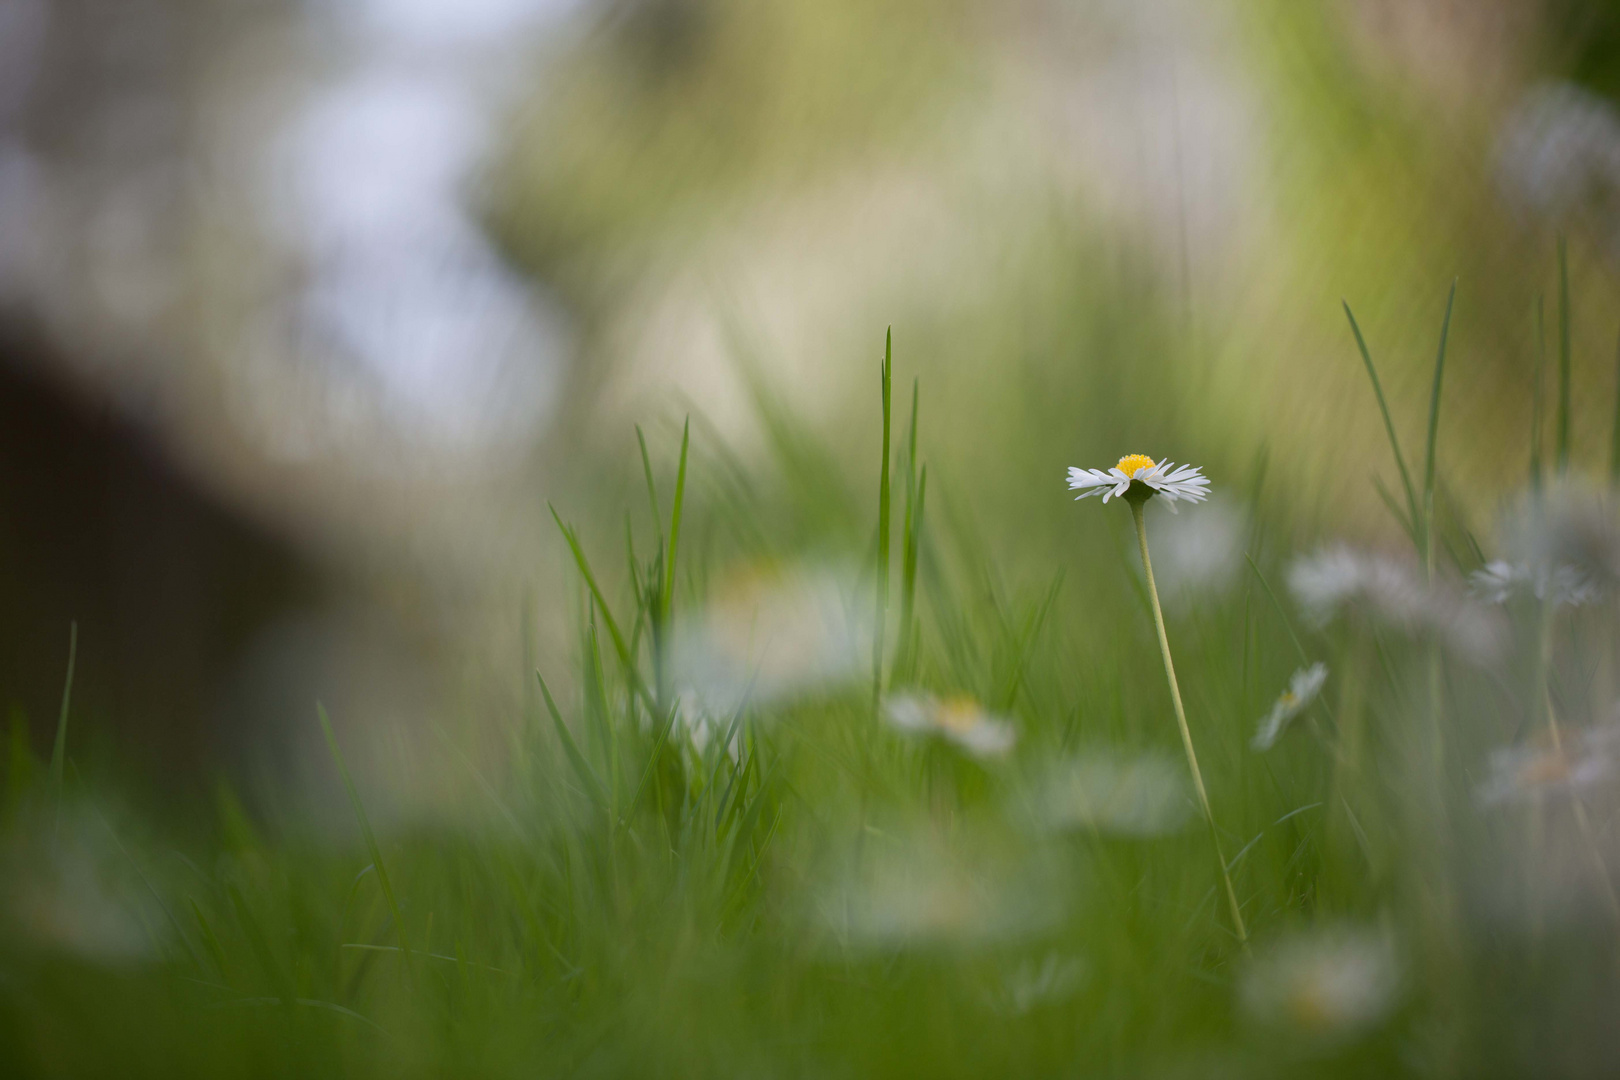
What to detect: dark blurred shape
<box><xmin>0</xmin><ymin>324</ymin><xmax>320</xmax><ymax>780</ymax></box>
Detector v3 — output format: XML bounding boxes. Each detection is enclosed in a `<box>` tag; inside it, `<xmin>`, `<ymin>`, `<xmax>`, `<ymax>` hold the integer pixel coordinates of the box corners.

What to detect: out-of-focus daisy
<box><xmin>1288</xmin><ymin>546</ymin><xmax>1504</xmax><ymax>663</ymax></box>
<box><xmin>4</xmin><ymin>808</ymin><xmax>156</xmax><ymax>965</ymax></box>
<box><xmin>1025</xmin><ymin>753</ymin><xmax>1192</xmax><ymax>837</ymax></box>
<box><xmin>1066</xmin><ymin>454</ymin><xmax>1210</xmax><ymax>511</ymax></box>
<box><xmin>1241</xmin><ymin>927</ymin><xmax>1401</xmax><ymax>1043</ymax></box>
<box><xmin>1251</xmin><ymin>663</ymin><xmax>1329</xmax><ymax>752</ymax></box>
<box><xmin>1066</xmin><ymin>451</ymin><xmax>1245</xmax><ymax>943</ymax></box>
<box><xmin>1148</xmin><ymin>496</ymin><xmax>1247</xmax><ymax>604</ymax></box>
<box><xmin>1470</xmin><ymin>559</ymin><xmax>1598</xmax><ymax>608</ymax></box>
<box><xmin>811</xmin><ymin>827</ymin><xmax>1063</xmax><ymax>952</ymax></box>
<box><xmin>884</xmin><ymin>693</ymin><xmax>1017</xmax><ymax>758</ymax></box>
<box><xmin>670</xmin><ymin>562</ymin><xmax>868</xmax><ymax>722</ymax></box>
<box><xmin>1501</xmin><ymin>482</ymin><xmax>1620</xmax><ymax>588</ymax></box>
<box><xmin>1475</xmin><ymin>728</ymin><xmax>1618</xmax><ymax>807</ymax></box>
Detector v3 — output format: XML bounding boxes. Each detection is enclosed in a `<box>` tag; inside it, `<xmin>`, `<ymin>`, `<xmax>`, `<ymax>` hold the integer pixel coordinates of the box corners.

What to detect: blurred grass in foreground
<box><xmin>9</xmin><ymin>294</ymin><xmax>1620</xmax><ymax>1077</ymax></box>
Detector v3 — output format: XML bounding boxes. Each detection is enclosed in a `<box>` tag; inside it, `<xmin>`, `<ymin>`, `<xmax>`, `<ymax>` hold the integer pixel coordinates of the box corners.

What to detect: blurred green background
<box><xmin>8</xmin><ymin>1</ymin><xmax>1620</xmax><ymax>1075</ymax></box>
<box><xmin>2</xmin><ymin>0</ymin><xmax>1620</xmax><ymax>780</ymax></box>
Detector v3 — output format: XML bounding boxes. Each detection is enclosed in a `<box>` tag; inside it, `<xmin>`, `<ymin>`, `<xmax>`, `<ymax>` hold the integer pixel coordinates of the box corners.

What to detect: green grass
<box><xmin>6</xmin><ymin>302</ymin><xmax>1620</xmax><ymax>1078</ymax></box>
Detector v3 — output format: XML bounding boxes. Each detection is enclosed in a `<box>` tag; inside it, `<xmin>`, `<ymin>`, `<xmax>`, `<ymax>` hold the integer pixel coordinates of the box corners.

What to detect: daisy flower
<box><xmin>884</xmin><ymin>694</ymin><xmax>1017</xmax><ymax>758</ymax></box>
<box><xmin>1470</xmin><ymin>559</ymin><xmax>1597</xmax><ymax>608</ymax></box>
<box><xmin>1251</xmin><ymin>663</ymin><xmax>1329</xmax><ymax>751</ymax></box>
<box><xmin>1065</xmin><ymin>449</ymin><xmax>1245</xmax><ymax>943</ymax></box>
<box><xmin>1241</xmin><ymin>926</ymin><xmax>1401</xmax><ymax>1043</ymax></box>
<box><xmin>1066</xmin><ymin>454</ymin><xmax>1210</xmax><ymax>511</ymax></box>
<box><xmin>1025</xmin><ymin>753</ymin><xmax>1191</xmax><ymax>837</ymax></box>
<box><xmin>1474</xmin><ymin>727</ymin><xmax>1619</xmax><ymax>807</ymax></box>
<box><xmin>1287</xmin><ymin>546</ymin><xmax>1504</xmax><ymax>663</ymax></box>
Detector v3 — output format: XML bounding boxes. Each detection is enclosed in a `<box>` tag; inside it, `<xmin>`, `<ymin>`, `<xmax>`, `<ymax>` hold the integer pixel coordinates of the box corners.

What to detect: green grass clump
<box><xmin>7</xmin><ymin>291</ymin><xmax>1620</xmax><ymax>1078</ymax></box>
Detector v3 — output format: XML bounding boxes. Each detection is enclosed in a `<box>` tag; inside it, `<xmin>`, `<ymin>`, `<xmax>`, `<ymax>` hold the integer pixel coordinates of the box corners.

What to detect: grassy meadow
<box><xmin>8</xmin><ymin>256</ymin><xmax>1620</xmax><ymax>1079</ymax></box>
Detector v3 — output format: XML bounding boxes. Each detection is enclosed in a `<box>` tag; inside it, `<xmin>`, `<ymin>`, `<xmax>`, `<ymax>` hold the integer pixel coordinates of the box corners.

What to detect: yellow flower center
<box><xmin>935</xmin><ymin>697</ymin><xmax>984</xmax><ymax>734</ymax></box>
<box><xmin>1279</xmin><ymin>692</ymin><xmax>1297</xmax><ymax>706</ymax></box>
<box><xmin>1516</xmin><ymin>751</ymin><xmax>1572</xmax><ymax>789</ymax></box>
<box><xmin>1116</xmin><ymin>454</ymin><xmax>1157</xmax><ymax>478</ymax></box>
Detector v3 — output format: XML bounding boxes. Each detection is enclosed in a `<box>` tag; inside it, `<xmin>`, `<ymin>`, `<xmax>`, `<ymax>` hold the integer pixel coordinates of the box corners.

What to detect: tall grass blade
<box><xmin>663</xmin><ymin>417</ymin><xmax>690</xmax><ymax>621</ymax></box>
<box><xmin>551</xmin><ymin>503</ymin><xmax>655</xmax><ymax>710</ymax></box>
<box><xmin>635</xmin><ymin>425</ymin><xmax>662</xmax><ymax>528</ymax></box>
<box><xmin>1343</xmin><ymin>303</ymin><xmax>1420</xmax><ymax>541</ymax></box>
<box><xmin>873</xmin><ymin>328</ymin><xmax>893</xmax><ymax>704</ymax></box>
<box><xmin>1423</xmin><ymin>281</ymin><xmax>1457</xmax><ymax>577</ymax></box>
<box><xmin>318</xmin><ymin>704</ymin><xmax>413</xmax><ymax>974</ymax></box>
<box><xmin>49</xmin><ymin>621</ymin><xmax>77</xmax><ymax>794</ymax></box>
<box><xmin>537</xmin><ymin>670</ymin><xmax>610</xmax><ymax>817</ymax></box>
<box><xmin>899</xmin><ymin>464</ymin><xmax>927</xmax><ymax>681</ymax></box>
<box><xmin>896</xmin><ymin>379</ymin><xmax>921</xmax><ymax>681</ymax></box>
<box><xmin>550</xmin><ymin>505</ymin><xmax>631</xmax><ymax>670</ymax></box>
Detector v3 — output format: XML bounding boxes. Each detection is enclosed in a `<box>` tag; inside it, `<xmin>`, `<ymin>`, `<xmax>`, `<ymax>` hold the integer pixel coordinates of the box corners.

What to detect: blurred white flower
<box><xmin>813</xmin><ymin>829</ymin><xmax>1062</xmax><ymax>952</ymax></box>
<box><xmin>1470</xmin><ymin>559</ymin><xmax>1598</xmax><ymax>608</ymax></box>
<box><xmin>1147</xmin><ymin>496</ymin><xmax>1246</xmax><ymax>601</ymax></box>
<box><xmin>670</xmin><ymin>563</ymin><xmax>868</xmax><ymax>721</ymax></box>
<box><xmin>884</xmin><ymin>694</ymin><xmax>1017</xmax><ymax>758</ymax></box>
<box><xmin>1475</xmin><ymin>728</ymin><xmax>1619</xmax><ymax>807</ymax></box>
<box><xmin>1067</xmin><ymin>454</ymin><xmax>1211</xmax><ymax>510</ymax></box>
<box><xmin>1251</xmin><ymin>663</ymin><xmax>1328</xmax><ymax>752</ymax></box>
<box><xmin>1499</xmin><ymin>485</ymin><xmax>1620</xmax><ymax>592</ymax></box>
<box><xmin>1287</xmin><ymin>546</ymin><xmax>1504</xmax><ymax>663</ymax></box>
<box><xmin>1027</xmin><ymin>753</ymin><xmax>1192</xmax><ymax>837</ymax></box>
<box><xmin>5</xmin><ymin>810</ymin><xmax>156</xmax><ymax>965</ymax></box>
<box><xmin>1496</xmin><ymin>83</ymin><xmax>1620</xmax><ymax>255</ymax></box>
<box><xmin>1241</xmin><ymin>927</ymin><xmax>1401</xmax><ymax>1043</ymax></box>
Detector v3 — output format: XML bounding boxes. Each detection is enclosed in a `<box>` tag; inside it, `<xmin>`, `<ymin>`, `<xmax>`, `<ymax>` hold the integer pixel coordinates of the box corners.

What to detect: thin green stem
<box><xmin>1131</xmin><ymin>500</ymin><xmax>1248</xmax><ymax>948</ymax></box>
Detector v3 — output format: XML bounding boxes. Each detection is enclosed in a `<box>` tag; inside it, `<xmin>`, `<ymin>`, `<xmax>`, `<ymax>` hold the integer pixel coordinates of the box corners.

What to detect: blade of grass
<box><xmin>1370</xmin><ymin>473</ymin><xmax>1417</xmax><ymax>547</ymax></box>
<box><xmin>873</xmin><ymin>328</ymin><xmax>893</xmax><ymax>705</ymax></box>
<box><xmin>537</xmin><ymin>670</ymin><xmax>610</xmax><ymax>817</ymax></box>
<box><xmin>898</xmin><ymin>464</ymin><xmax>927</xmax><ymax>682</ymax></box>
<box><xmin>318</xmin><ymin>704</ymin><xmax>413</xmax><ymax>976</ymax></box>
<box><xmin>1344</xmin><ymin>303</ymin><xmax>1420</xmax><ymax>543</ymax></box>
<box><xmin>551</xmin><ymin>505</ymin><xmax>631</xmax><ymax>670</ymax></box>
<box><xmin>1558</xmin><ymin>235</ymin><xmax>1572</xmax><ymax>474</ymax></box>
<box><xmin>550</xmin><ymin>503</ymin><xmax>656</xmax><ymax>711</ymax></box>
<box><xmin>662</xmin><ymin>417</ymin><xmax>690</xmax><ymax>621</ymax></box>
<box><xmin>635</xmin><ymin>425</ymin><xmax>662</xmax><ymax>529</ymax></box>
<box><xmin>1423</xmin><ymin>281</ymin><xmax>1457</xmax><ymax>580</ymax></box>
<box><xmin>49</xmin><ymin>621</ymin><xmax>77</xmax><ymax>794</ymax></box>
<box><xmin>628</xmin><ymin>697</ymin><xmax>681</xmax><ymax>816</ymax></box>
<box><xmin>896</xmin><ymin>379</ymin><xmax>921</xmax><ymax>682</ymax></box>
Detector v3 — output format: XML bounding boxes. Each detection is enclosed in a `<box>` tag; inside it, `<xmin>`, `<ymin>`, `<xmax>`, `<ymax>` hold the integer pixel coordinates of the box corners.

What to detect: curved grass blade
<box><xmin>662</xmin><ymin>416</ymin><xmax>690</xmax><ymax>620</ymax></box>
<box><xmin>49</xmin><ymin>620</ymin><xmax>77</xmax><ymax>793</ymax></box>
<box><xmin>537</xmin><ymin>670</ymin><xmax>610</xmax><ymax>817</ymax></box>
<box><xmin>1343</xmin><ymin>303</ymin><xmax>1419</xmax><ymax>544</ymax></box>
<box><xmin>872</xmin><ymin>328</ymin><xmax>893</xmax><ymax>704</ymax></box>
<box><xmin>1423</xmin><ymin>281</ymin><xmax>1457</xmax><ymax>576</ymax></box>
